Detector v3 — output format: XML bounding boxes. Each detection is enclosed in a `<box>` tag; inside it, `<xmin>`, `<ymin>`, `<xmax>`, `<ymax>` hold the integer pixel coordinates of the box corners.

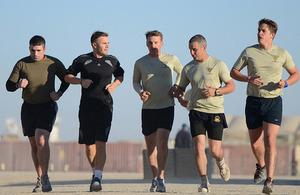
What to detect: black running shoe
<box><xmin>262</xmin><ymin>177</ymin><xmax>274</xmax><ymax>194</ymax></box>
<box><xmin>254</xmin><ymin>163</ymin><xmax>266</xmax><ymax>183</ymax></box>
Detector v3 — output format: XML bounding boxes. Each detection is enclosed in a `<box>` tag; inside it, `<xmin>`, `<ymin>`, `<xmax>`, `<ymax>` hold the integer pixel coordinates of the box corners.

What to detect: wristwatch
<box><xmin>215</xmin><ymin>88</ymin><xmax>221</xmax><ymax>96</ymax></box>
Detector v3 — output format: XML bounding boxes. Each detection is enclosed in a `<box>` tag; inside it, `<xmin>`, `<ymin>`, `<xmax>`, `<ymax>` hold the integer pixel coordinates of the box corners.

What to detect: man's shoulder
<box><xmin>209</xmin><ymin>56</ymin><xmax>226</xmax><ymax>65</ymax></box>
<box><xmin>244</xmin><ymin>44</ymin><xmax>260</xmax><ymax>52</ymax></box>
<box><xmin>136</xmin><ymin>54</ymin><xmax>149</xmax><ymax>62</ymax></box>
<box><xmin>75</xmin><ymin>52</ymin><xmax>93</xmax><ymax>60</ymax></box>
<box><xmin>105</xmin><ymin>54</ymin><xmax>119</xmax><ymax>63</ymax></box>
<box><xmin>161</xmin><ymin>53</ymin><xmax>179</xmax><ymax>60</ymax></box>
<box><xmin>45</xmin><ymin>55</ymin><xmax>62</xmax><ymax>62</ymax></box>
<box><xmin>17</xmin><ymin>56</ymin><xmax>32</xmax><ymax>64</ymax></box>
<box><xmin>271</xmin><ymin>44</ymin><xmax>287</xmax><ymax>53</ymax></box>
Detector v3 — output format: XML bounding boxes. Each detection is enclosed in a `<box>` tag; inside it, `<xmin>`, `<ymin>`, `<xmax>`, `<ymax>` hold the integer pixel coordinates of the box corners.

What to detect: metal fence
<box><xmin>0</xmin><ymin>141</ymin><xmax>146</xmax><ymax>173</ymax></box>
<box><xmin>0</xmin><ymin>141</ymin><xmax>298</xmax><ymax>176</ymax></box>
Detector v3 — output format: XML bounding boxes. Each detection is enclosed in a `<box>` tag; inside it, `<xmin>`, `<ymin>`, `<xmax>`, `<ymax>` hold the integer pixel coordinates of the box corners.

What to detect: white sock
<box><xmin>92</xmin><ymin>167</ymin><xmax>95</xmax><ymax>175</ymax></box>
<box><xmin>95</xmin><ymin>170</ymin><xmax>103</xmax><ymax>179</ymax></box>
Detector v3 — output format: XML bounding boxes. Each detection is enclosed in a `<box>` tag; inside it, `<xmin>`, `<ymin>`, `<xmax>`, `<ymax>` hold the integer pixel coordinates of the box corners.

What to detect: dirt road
<box><xmin>0</xmin><ymin>172</ymin><xmax>299</xmax><ymax>194</ymax></box>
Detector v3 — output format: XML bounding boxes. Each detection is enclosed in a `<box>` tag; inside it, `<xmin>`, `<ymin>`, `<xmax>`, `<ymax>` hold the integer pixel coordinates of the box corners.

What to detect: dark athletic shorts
<box><xmin>21</xmin><ymin>101</ymin><xmax>58</xmax><ymax>137</ymax></box>
<box><xmin>78</xmin><ymin>102</ymin><xmax>113</xmax><ymax>145</ymax></box>
<box><xmin>189</xmin><ymin>110</ymin><xmax>228</xmax><ymax>141</ymax></box>
<box><xmin>142</xmin><ymin>106</ymin><xmax>174</xmax><ymax>136</ymax></box>
<box><xmin>245</xmin><ymin>96</ymin><xmax>282</xmax><ymax>129</ymax></box>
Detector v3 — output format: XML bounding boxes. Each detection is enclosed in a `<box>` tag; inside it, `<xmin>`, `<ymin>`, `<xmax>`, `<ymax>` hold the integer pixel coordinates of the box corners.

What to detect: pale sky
<box><xmin>1</xmin><ymin>0</ymin><xmax>299</xmax><ymax>142</ymax></box>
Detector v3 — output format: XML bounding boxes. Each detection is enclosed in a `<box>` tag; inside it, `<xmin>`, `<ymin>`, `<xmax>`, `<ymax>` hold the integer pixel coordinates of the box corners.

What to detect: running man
<box><xmin>133</xmin><ymin>30</ymin><xmax>183</xmax><ymax>192</ymax></box>
<box><xmin>6</xmin><ymin>35</ymin><xmax>69</xmax><ymax>192</ymax></box>
<box><xmin>65</xmin><ymin>31</ymin><xmax>124</xmax><ymax>192</ymax></box>
<box><xmin>230</xmin><ymin>18</ymin><xmax>299</xmax><ymax>194</ymax></box>
<box><xmin>176</xmin><ymin>34</ymin><xmax>235</xmax><ymax>193</ymax></box>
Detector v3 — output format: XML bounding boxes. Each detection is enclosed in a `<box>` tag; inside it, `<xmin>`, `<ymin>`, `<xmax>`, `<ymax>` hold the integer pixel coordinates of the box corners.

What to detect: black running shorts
<box><xmin>245</xmin><ymin>96</ymin><xmax>282</xmax><ymax>129</ymax></box>
<box><xmin>189</xmin><ymin>110</ymin><xmax>228</xmax><ymax>140</ymax></box>
<box><xmin>142</xmin><ymin>106</ymin><xmax>174</xmax><ymax>136</ymax></box>
<box><xmin>78</xmin><ymin>102</ymin><xmax>112</xmax><ymax>145</ymax></box>
<box><xmin>21</xmin><ymin>101</ymin><xmax>58</xmax><ymax>137</ymax></box>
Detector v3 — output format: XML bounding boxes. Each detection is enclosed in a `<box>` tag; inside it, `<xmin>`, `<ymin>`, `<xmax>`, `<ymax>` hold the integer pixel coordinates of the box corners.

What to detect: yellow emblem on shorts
<box><xmin>272</xmin><ymin>55</ymin><xmax>279</xmax><ymax>62</ymax></box>
<box><xmin>214</xmin><ymin>116</ymin><xmax>221</xmax><ymax>123</ymax></box>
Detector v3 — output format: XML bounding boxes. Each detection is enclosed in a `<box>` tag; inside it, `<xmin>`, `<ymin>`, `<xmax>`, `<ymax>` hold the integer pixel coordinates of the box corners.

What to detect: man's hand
<box><xmin>202</xmin><ymin>85</ymin><xmax>215</xmax><ymax>98</ymax></box>
<box><xmin>277</xmin><ymin>79</ymin><xmax>286</xmax><ymax>88</ymax></box>
<box><xmin>248</xmin><ymin>76</ymin><xmax>264</xmax><ymax>86</ymax></box>
<box><xmin>17</xmin><ymin>78</ymin><xmax>28</xmax><ymax>88</ymax></box>
<box><xmin>178</xmin><ymin>97</ymin><xmax>190</xmax><ymax>107</ymax></box>
<box><xmin>81</xmin><ymin>79</ymin><xmax>93</xmax><ymax>88</ymax></box>
<box><xmin>140</xmin><ymin>91</ymin><xmax>151</xmax><ymax>102</ymax></box>
<box><xmin>50</xmin><ymin>91</ymin><xmax>61</xmax><ymax>101</ymax></box>
<box><xmin>105</xmin><ymin>83</ymin><xmax>116</xmax><ymax>94</ymax></box>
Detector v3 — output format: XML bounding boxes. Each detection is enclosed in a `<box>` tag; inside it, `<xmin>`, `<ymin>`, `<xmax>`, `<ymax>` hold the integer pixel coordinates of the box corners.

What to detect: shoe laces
<box><xmin>36</xmin><ymin>177</ymin><xmax>41</xmax><ymax>187</ymax></box>
<box><xmin>157</xmin><ymin>178</ymin><xmax>165</xmax><ymax>186</ymax></box>
<box><xmin>151</xmin><ymin>179</ymin><xmax>158</xmax><ymax>187</ymax></box>
<box><xmin>255</xmin><ymin>164</ymin><xmax>265</xmax><ymax>176</ymax></box>
<box><xmin>265</xmin><ymin>177</ymin><xmax>274</xmax><ymax>185</ymax></box>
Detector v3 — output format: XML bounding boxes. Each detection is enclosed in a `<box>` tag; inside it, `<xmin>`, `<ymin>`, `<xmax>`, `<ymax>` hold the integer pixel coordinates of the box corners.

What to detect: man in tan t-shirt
<box><xmin>133</xmin><ymin>30</ymin><xmax>183</xmax><ymax>193</ymax></box>
<box><xmin>230</xmin><ymin>18</ymin><xmax>299</xmax><ymax>194</ymax></box>
<box><xmin>176</xmin><ymin>34</ymin><xmax>235</xmax><ymax>193</ymax></box>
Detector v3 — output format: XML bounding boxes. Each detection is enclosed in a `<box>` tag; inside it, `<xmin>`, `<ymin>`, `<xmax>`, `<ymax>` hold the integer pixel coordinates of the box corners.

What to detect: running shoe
<box><xmin>218</xmin><ymin>162</ymin><xmax>230</xmax><ymax>181</ymax></box>
<box><xmin>254</xmin><ymin>163</ymin><xmax>266</xmax><ymax>183</ymax></box>
<box><xmin>89</xmin><ymin>175</ymin><xmax>94</xmax><ymax>192</ymax></box>
<box><xmin>262</xmin><ymin>177</ymin><xmax>274</xmax><ymax>194</ymax></box>
<box><xmin>149</xmin><ymin>178</ymin><xmax>158</xmax><ymax>192</ymax></box>
<box><xmin>156</xmin><ymin>177</ymin><xmax>166</xmax><ymax>192</ymax></box>
<box><xmin>41</xmin><ymin>175</ymin><xmax>52</xmax><ymax>192</ymax></box>
<box><xmin>198</xmin><ymin>182</ymin><xmax>210</xmax><ymax>193</ymax></box>
<box><xmin>92</xmin><ymin>177</ymin><xmax>102</xmax><ymax>192</ymax></box>
<box><xmin>32</xmin><ymin>177</ymin><xmax>41</xmax><ymax>193</ymax></box>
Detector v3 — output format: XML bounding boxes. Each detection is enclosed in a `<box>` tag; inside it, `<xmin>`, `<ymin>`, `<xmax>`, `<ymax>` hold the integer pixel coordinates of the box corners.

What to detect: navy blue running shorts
<box><xmin>189</xmin><ymin>110</ymin><xmax>228</xmax><ymax>140</ymax></box>
<box><xmin>142</xmin><ymin>106</ymin><xmax>174</xmax><ymax>136</ymax></box>
<box><xmin>245</xmin><ymin>96</ymin><xmax>282</xmax><ymax>129</ymax></box>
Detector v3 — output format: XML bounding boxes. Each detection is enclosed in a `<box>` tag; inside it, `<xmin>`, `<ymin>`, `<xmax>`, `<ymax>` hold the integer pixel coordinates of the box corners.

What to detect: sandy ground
<box><xmin>0</xmin><ymin>172</ymin><xmax>299</xmax><ymax>195</ymax></box>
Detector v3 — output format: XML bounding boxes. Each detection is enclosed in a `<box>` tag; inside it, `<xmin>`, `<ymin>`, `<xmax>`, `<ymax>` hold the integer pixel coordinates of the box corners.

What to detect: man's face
<box><xmin>92</xmin><ymin>36</ymin><xmax>109</xmax><ymax>57</ymax></box>
<box><xmin>189</xmin><ymin>41</ymin><xmax>205</xmax><ymax>62</ymax></box>
<box><xmin>146</xmin><ymin>36</ymin><xmax>163</xmax><ymax>57</ymax></box>
<box><xmin>257</xmin><ymin>23</ymin><xmax>275</xmax><ymax>45</ymax></box>
<box><xmin>29</xmin><ymin>44</ymin><xmax>46</xmax><ymax>61</ymax></box>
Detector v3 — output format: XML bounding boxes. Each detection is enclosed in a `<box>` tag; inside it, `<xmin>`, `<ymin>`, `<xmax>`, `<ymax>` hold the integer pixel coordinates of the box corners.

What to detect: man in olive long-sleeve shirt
<box><xmin>6</xmin><ymin>35</ymin><xmax>69</xmax><ymax>193</ymax></box>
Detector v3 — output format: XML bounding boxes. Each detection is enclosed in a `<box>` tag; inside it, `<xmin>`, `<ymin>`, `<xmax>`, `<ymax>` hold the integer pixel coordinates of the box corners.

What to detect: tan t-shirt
<box><xmin>133</xmin><ymin>53</ymin><xmax>183</xmax><ymax>109</ymax></box>
<box><xmin>233</xmin><ymin>44</ymin><xmax>296</xmax><ymax>98</ymax></box>
<box><xmin>179</xmin><ymin>56</ymin><xmax>232</xmax><ymax>113</ymax></box>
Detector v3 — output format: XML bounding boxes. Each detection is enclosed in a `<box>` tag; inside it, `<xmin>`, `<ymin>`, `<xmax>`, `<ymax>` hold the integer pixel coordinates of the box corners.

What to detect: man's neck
<box><xmin>260</xmin><ymin>42</ymin><xmax>273</xmax><ymax>50</ymax></box>
<box><xmin>148</xmin><ymin>52</ymin><xmax>161</xmax><ymax>58</ymax></box>
<box><xmin>196</xmin><ymin>54</ymin><xmax>209</xmax><ymax>63</ymax></box>
<box><xmin>93</xmin><ymin>51</ymin><xmax>105</xmax><ymax>59</ymax></box>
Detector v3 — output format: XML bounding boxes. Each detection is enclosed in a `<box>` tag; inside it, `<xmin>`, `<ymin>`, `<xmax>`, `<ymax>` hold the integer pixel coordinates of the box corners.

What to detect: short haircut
<box><xmin>29</xmin><ymin>35</ymin><xmax>45</xmax><ymax>46</ymax></box>
<box><xmin>145</xmin><ymin>30</ymin><xmax>163</xmax><ymax>41</ymax></box>
<box><xmin>91</xmin><ymin>31</ymin><xmax>109</xmax><ymax>44</ymax></box>
<box><xmin>189</xmin><ymin>34</ymin><xmax>207</xmax><ymax>47</ymax></box>
<box><xmin>259</xmin><ymin>18</ymin><xmax>278</xmax><ymax>35</ymax></box>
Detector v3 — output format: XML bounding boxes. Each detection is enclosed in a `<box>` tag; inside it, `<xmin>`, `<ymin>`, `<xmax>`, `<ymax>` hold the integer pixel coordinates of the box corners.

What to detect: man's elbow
<box><xmin>229</xmin><ymin>69</ymin><xmax>236</xmax><ymax>79</ymax></box>
<box><xmin>6</xmin><ymin>80</ymin><xmax>17</xmax><ymax>92</ymax></box>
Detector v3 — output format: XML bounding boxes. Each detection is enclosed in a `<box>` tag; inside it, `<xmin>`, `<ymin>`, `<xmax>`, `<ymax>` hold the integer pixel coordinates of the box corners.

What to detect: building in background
<box><xmin>1</xmin><ymin>116</ymin><xmax>60</xmax><ymax>142</ymax></box>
